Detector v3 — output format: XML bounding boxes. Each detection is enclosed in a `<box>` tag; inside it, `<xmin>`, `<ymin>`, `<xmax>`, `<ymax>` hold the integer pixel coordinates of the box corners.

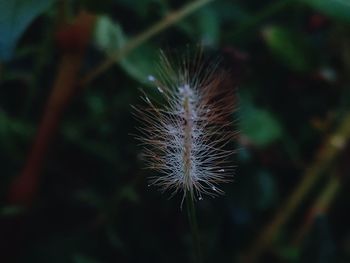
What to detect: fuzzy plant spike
<box><xmin>134</xmin><ymin>50</ymin><xmax>237</xmax><ymax>202</ymax></box>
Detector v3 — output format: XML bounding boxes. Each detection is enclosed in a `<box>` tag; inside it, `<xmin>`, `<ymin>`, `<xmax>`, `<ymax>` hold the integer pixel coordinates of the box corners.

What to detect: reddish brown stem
<box><xmin>8</xmin><ymin>11</ymin><xmax>96</xmax><ymax>206</ymax></box>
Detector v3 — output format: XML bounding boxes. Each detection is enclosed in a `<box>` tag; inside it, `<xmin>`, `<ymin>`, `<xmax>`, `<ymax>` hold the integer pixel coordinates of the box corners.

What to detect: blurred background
<box><xmin>1</xmin><ymin>0</ymin><xmax>350</xmax><ymax>262</ymax></box>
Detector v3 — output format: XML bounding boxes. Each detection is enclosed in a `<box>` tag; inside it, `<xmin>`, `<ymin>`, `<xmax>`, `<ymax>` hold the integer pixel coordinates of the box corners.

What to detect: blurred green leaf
<box><xmin>262</xmin><ymin>25</ymin><xmax>313</xmax><ymax>72</ymax></box>
<box><xmin>240</xmin><ymin>95</ymin><xmax>283</xmax><ymax>147</ymax></box>
<box><xmin>94</xmin><ymin>16</ymin><xmax>120</xmax><ymax>53</ymax></box>
<box><xmin>177</xmin><ymin>7</ymin><xmax>220</xmax><ymax>47</ymax></box>
<box><xmin>196</xmin><ymin>7</ymin><xmax>220</xmax><ymax>46</ymax></box>
<box><xmin>0</xmin><ymin>0</ymin><xmax>56</xmax><ymax>61</ymax></box>
<box><xmin>93</xmin><ymin>15</ymin><xmax>157</xmax><ymax>84</ymax></box>
<box><xmin>303</xmin><ymin>0</ymin><xmax>350</xmax><ymax>23</ymax></box>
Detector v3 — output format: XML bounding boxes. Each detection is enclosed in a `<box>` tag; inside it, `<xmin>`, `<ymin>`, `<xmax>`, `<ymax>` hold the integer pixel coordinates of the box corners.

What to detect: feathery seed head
<box><xmin>134</xmin><ymin>50</ymin><xmax>237</xmax><ymax>201</ymax></box>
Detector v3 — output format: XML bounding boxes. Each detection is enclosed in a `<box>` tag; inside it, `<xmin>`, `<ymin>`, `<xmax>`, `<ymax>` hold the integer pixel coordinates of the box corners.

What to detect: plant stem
<box><xmin>7</xmin><ymin>11</ymin><xmax>96</xmax><ymax>206</ymax></box>
<box><xmin>186</xmin><ymin>193</ymin><xmax>202</xmax><ymax>263</ymax></box>
<box><xmin>291</xmin><ymin>173</ymin><xmax>340</xmax><ymax>246</ymax></box>
<box><xmin>80</xmin><ymin>0</ymin><xmax>213</xmax><ymax>87</ymax></box>
<box><xmin>244</xmin><ymin>112</ymin><xmax>350</xmax><ymax>262</ymax></box>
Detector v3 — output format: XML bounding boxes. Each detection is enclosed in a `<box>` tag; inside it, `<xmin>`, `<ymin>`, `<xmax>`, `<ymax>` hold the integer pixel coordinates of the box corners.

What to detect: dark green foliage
<box><xmin>0</xmin><ymin>0</ymin><xmax>56</xmax><ymax>61</ymax></box>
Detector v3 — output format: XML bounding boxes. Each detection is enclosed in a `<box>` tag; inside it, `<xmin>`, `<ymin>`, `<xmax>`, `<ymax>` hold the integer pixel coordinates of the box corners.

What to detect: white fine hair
<box><xmin>134</xmin><ymin>49</ymin><xmax>237</xmax><ymax>202</ymax></box>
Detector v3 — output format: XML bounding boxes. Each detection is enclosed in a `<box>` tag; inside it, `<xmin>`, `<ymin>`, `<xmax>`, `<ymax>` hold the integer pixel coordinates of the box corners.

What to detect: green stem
<box><xmin>80</xmin><ymin>0</ymin><xmax>213</xmax><ymax>86</ymax></box>
<box><xmin>245</xmin><ymin>112</ymin><xmax>350</xmax><ymax>262</ymax></box>
<box><xmin>186</xmin><ymin>193</ymin><xmax>202</xmax><ymax>263</ymax></box>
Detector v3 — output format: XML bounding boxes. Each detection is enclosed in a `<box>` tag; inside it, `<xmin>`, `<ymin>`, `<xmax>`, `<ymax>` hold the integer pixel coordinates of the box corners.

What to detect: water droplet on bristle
<box><xmin>148</xmin><ymin>75</ymin><xmax>156</xmax><ymax>82</ymax></box>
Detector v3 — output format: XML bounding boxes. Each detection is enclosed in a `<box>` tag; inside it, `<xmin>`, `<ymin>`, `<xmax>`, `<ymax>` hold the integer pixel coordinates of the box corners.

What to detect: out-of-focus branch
<box><xmin>243</xmin><ymin>113</ymin><xmax>350</xmax><ymax>263</ymax></box>
<box><xmin>7</xmin><ymin>11</ymin><xmax>96</xmax><ymax>206</ymax></box>
<box><xmin>80</xmin><ymin>0</ymin><xmax>214</xmax><ymax>87</ymax></box>
<box><xmin>292</xmin><ymin>173</ymin><xmax>340</xmax><ymax>246</ymax></box>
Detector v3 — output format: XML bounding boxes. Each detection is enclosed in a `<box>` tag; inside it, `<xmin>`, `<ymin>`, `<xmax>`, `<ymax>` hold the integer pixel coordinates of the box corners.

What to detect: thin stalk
<box><xmin>291</xmin><ymin>173</ymin><xmax>340</xmax><ymax>246</ymax></box>
<box><xmin>80</xmin><ymin>0</ymin><xmax>213</xmax><ymax>87</ymax></box>
<box><xmin>244</xmin><ymin>112</ymin><xmax>350</xmax><ymax>262</ymax></box>
<box><xmin>186</xmin><ymin>193</ymin><xmax>202</xmax><ymax>263</ymax></box>
<box><xmin>7</xmin><ymin>11</ymin><xmax>96</xmax><ymax>206</ymax></box>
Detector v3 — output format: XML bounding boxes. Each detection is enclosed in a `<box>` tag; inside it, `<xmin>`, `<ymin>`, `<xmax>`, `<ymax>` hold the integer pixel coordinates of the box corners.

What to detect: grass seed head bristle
<box><xmin>134</xmin><ymin>49</ymin><xmax>237</xmax><ymax>202</ymax></box>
